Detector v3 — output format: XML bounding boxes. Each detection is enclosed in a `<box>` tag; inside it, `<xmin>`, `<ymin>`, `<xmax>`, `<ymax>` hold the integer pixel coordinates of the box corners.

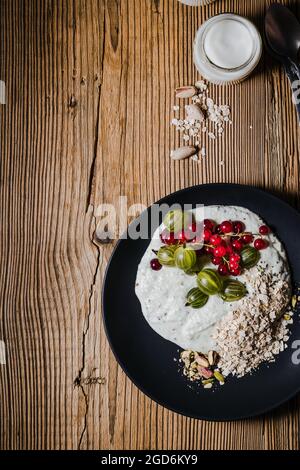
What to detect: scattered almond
<box><xmin>171</xmin><ymin>80</ymin><xmax>232</xmax><ymax>161</ymax></box>
<box><xmin>175</xmin><ymin>86</ymin><xmax>197</xmax><ymax>99</ymax></box>
<box><xmin>170</xmin><ymin>146</ymin><xmax>197</xmax><ymax>161</ymax></box>
<box><xmin>185</xmin><ymin>104</ymin><xmax>205</xmax><ymax>122</ymax></box>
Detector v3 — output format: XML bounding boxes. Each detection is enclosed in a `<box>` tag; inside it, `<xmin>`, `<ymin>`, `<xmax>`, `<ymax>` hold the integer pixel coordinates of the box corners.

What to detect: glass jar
<box><xmin>193</xmin><ymin>13</ymin><xmax>262</xmax><ymax>84</ymax></box>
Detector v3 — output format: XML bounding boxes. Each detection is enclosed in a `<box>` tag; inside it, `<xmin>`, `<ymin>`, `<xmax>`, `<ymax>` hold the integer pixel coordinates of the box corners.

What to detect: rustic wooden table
<box><xmin>1</xmin><ymin>0</ymin><xmax>300</xmax><ymax>450</ymax></box>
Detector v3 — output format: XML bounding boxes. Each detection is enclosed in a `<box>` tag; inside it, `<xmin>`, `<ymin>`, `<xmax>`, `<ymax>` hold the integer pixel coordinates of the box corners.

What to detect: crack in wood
<box><xmin>75</xmin><ymin>4</ymin><xmax>107</xmax><ymax>448</ymax></box>
<box><xmin>75</xmin><ymin>239</ymin><xmax>101</xmax><ymax>449</ymax></box>
<box><xmin>85</xmin><ymin>10</ymin><xmax>106</xmax><ymax>213</ymax></box>
<box><xmin>86</xmin><ymin>88</ymin><xmax>101</xmax><ymax>213</ymax></box>
<box><xmin>76</xmin><ymin>381</ymin><xmax>89</xmax><ymax>449</ymax></box>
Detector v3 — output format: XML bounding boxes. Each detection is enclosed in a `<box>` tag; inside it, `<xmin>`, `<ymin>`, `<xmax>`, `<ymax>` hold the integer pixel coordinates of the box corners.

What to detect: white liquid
<box><xmin>204</xmin><ymin>19</ymin><xmax>254</xmax><ymax>69</ymax></box>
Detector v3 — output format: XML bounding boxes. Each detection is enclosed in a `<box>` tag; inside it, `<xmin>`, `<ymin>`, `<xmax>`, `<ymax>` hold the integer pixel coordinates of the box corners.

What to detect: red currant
<box><xmin>175</xmin><ymin>229</ymin><xmax>188</xmax><ymax>244</ymax></box>
<box><xmin>160</xmin><ymin>229</ymin><xmax>176</xmax><ymax>245</ymax></box>
<box><xmin>187</xmin><ymin>221</ymin><xmax>199</xmax><ymax>236</ymax></box>
<box><xmin>187</xmin><ymin>221</ymin><xmax>196</xmax><ymax>231</ymax></box>
<box><xmin>150</xmin><ymin>259</ymin><xmax>162</xmax><ymax>271</ymax></box>
<box><xmin>231</xmin><ymin>239</ymin><xmax>243</xmax><ymax>251</ymax></box>
<box><xmin>213</xmin><ymin>245</ymin><xmax>227</xmax><ymax>258</ymax></box>
<box><xmin>226</xmin><ymin>244</ymin><xmax>234</xmax><ymax>255</ymax></box>
<box><xmin>181</xmin><ymin>227</ymin><xmax>200</xmax><ymax>242</ymax></box>
<box><xmin>230</xmin><ymin>266</ymin><xmax>242</xmax><ymax>276</ymax></box>
<box><xmin>204</xmin><ymin>228</ymin><xmax>212</xmax><ymax>242</ymax></box>
<box><xmin>204</xmin><ymin>245</ymin><xmax>213</xmax><ymax>254</ymax></box>
<box><xmin>210</xmin><ymin>234</ymin><xmax>222</xmax><ymax>246</ymax></box>
<box><xmin>229</xmin><ymin>253</ymin><xmax>241</xmax><ymax>263</ymax></box>
<box><xmin>229</xmin><ymin>260</ymin><xmax>239</xmax><ymax>270</ymax></box>
<box><xmin>204</xmin><ymin>219</ymin><xmax>215</xmax><ymax>231</ymax></box>
<box><xmin>186</xmin><ymin>229</ymin><xmax>197</xmax><ymax>241</ymax></box>
<box><xmin>212</xmin><ymin>256</ymin><xmax>222</xmax><ymax>265</ymax></box>
<box><xmin>215</xmin><ymin>224</ymin><xmax>222</xmax><ymax>234</ymax></box>
<box><xmin>241</xmin><ymin>233</ymin><xmax>254</xmax><ymax>245</ymax></box>
<box><xmin>259</xmin><ymin>225</ymin><xmax>271</xmax><ymax>235</ymax></box>
<box><xmin>233</xmin><ymin>221</ymin><xmax>245</xmax><ymax>234</ymax></box>
<box><xmin>220</xmin><ymin>220</ymin><xmax>233</xmax><ymax>234</ymax></box>
<box><xmin>254</xmin><ymin>238</ymin><xmax>268</xmax><ymax>250</ymax></box>
<box><xmin>218</xmin><ymin>263</ymin><xmax>229</xmax><ymax>276</ymax></box>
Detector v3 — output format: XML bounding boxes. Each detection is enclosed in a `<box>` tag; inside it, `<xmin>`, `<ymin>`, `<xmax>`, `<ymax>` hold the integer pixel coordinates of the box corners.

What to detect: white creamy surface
<box><xmin>204</xmin><ymin>19</ymin><xmax>253</xmax><ymax>69</ymax></box>
<box><xmin>135</xmin><ymin>206</ymin><xmax>290</xmax><ymax>352</ymax></box>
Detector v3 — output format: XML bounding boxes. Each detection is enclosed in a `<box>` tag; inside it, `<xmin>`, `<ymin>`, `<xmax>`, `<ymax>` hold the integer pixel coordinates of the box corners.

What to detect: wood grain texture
<box><xmin>1</xmin><ymin>0</ymin><xmax>300</xmax><ymax>450</ymax></box>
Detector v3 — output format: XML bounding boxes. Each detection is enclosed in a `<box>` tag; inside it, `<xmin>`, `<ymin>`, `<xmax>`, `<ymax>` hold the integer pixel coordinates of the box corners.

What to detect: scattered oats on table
<box><xmin>170</xmin><ymin>80</ymin><xmax>232</xmax><ymax>162</ymax></box>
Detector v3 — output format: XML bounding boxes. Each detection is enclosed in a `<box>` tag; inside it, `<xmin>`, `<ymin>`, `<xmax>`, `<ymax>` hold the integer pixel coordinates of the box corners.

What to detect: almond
<box><xmin>185</xmin><ymin>104</ymin><xmax>205</xmax><ymax>122</ymax></box>
<box><xmin>170</xmin><ymin>146</ymin><xmax>197</xmax><ymax>160</ymax></box>
<box><xmin>175</xmin><ymin>86</ymin><xmax>197</xmax><ymax>99</ymax></box>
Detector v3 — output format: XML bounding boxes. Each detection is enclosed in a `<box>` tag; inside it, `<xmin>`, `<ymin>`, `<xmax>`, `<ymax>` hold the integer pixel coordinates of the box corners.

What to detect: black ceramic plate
<box><xmin>102</xmin><ymin>184</ymin><xmax>300</xmax><ymax>421</ymax></box>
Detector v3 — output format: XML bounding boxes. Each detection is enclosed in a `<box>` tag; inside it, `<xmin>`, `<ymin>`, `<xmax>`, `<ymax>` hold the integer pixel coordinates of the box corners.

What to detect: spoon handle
<box><xmin>284</xmin><ymin>60</ymin><xmax>300</xmax><ymax>124</ymax></box>
<box><xmin>288</xmin><ymin>59</ymin><xmax>300</xmax><ymax>81</ymax></box>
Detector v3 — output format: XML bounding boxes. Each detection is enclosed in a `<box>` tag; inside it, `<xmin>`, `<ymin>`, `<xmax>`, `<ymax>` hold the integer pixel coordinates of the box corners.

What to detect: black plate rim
<box><xmin>102</xmin><ymin>183</ymin><xmax>300</xmax><ymax>421</ymax></box>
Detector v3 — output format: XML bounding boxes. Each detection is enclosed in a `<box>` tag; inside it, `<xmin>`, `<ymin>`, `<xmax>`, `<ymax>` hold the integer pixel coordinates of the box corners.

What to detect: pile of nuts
<box><xmin>170</xmin><ymin>80</ymin><xmax>232</xmax><ymax>162</ymax></box>
<box><xmin>180</xmin><ymin>349</ymin><xmax>225</xmax><ymax>389</ymax></box>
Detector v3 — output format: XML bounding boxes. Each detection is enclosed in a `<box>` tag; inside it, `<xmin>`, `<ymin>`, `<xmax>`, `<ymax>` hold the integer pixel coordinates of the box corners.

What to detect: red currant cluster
<box><xmin>200</xmin><ymin>219</ymin><xmax>270</xmax><ymax>277</ymax></box>
<box><xmin>158</xmin><ymin>218</ymin><xmax>271</xmax><ymax>277</ymax></box>
<box><xmin>159</xmin><ymin>220</ymin><xmax>200</xmax><ymax>246</ymax></box>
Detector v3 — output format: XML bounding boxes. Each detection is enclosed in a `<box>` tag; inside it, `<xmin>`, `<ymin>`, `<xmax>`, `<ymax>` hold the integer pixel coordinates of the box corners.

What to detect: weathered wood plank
<box><xmin>1</xmin><ymin>0</ymin><xmax>300</xmax><ymax>450</ymax></box>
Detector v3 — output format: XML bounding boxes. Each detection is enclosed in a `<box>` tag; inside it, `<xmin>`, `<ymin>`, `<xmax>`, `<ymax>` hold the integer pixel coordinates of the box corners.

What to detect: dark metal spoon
<box><xmin>265</xmin><ymin>3</ymin><xmax>300</xmax><ymax>66</ymax></box>
<box><xmin>265</xmin><ymin>3</ymin><xmax>300</xmax><ymax>122</ymax></box>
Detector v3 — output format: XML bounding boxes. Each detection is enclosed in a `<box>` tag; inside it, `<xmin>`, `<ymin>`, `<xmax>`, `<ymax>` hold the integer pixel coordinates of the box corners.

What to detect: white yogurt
<box><xmin>193</xmin><ymin>14</ymin><xmax>262</xmax><ymax>84</ymax></box>
<box><xmin>204</xmin><ymin>19</ymin><xmax>254</xmax><ymax>69</ymax></box>
<box><xmin>135</xmin><ymin>206</ymin><xmax>290</xmax><ymax>352</ymax></box>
